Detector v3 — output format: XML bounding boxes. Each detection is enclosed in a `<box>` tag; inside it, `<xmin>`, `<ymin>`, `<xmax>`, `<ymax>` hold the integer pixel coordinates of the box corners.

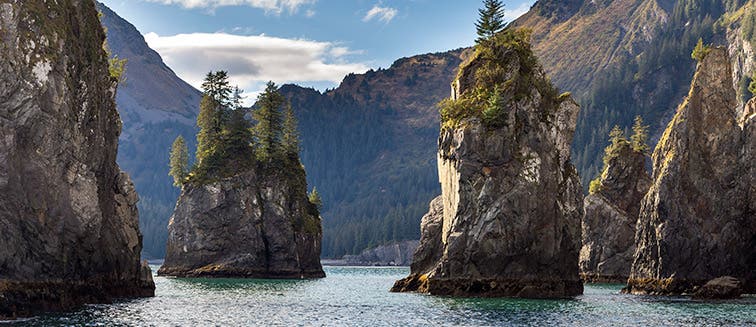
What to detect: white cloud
<box><xmin>143</xmin><ymin>0</ymin><xmax>315</xmax><ymax>14</ymax></box>
<box><xmin>363</xmin><ymin>4</ymin><xmax>397</xmax><ymax>23</ymax></box>
<box><xmin>144</xmin><ymin>32</ymin><xmax>370</xmax><ymax>104</ymax></box>
<box><xmin>504</xmin><ymin>2</ymin><xmax>533</xmax><ymax>22</ymax></box>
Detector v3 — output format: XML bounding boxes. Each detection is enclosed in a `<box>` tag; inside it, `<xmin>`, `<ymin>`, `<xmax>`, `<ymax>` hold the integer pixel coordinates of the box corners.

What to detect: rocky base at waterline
<box><xmin>393</xmin><ymin>30</ymin><xmax>584</xmax><ymax>298</ymax></box>
<box><xmin>157</xmin><ymin>167</ymin><xmax>325</xmax><ymax>279</ymax></box>
<box><xmin>0</xmin><ymin>0</ymin><xmax>155</xmax><ymax>319</ymax></box>
<box><xmin>624</xmin><ymin>48</ymin><xmax>755</xmax><ymax>296</ymax></box>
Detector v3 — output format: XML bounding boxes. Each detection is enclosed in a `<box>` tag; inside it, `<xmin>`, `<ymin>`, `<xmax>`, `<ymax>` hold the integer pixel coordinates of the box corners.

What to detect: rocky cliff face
<box><xmin>0</xmin><ymin>0</ymin><xmax>154</xmax><ymax>319</ymax></box>
<box><xmin>625</xmin><ymin>48</ymin><xmax>755</xmax><ymax>295</ymax></box>
<box><xmin>580</xmin><ymin>143</ymin><xmax>651</xmax><ymax>282</ymax></box>
<box><xmin>158</xmin><ymin>167</ymin><xmax>324</xmax><ymax>278</ymax></box>
<box><xmin>392</xmin><ymin>36</ymin><xmax>584</xmax><ymax>298</ymax></box>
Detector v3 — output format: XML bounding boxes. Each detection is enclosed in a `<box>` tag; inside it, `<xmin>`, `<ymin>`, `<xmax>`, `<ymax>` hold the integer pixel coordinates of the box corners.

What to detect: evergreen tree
<box><xmin>631</xmin><ymin>115</ymin><xmax>650</xmax><ymax>154</ymax></box>
<box><xmin>282</xmin><ymin>102</ymin><xmax>300</xmax><ymax>158</ymax></box>
<box><xmin>196</xmin><ymin>95</ymin><xmax>221</xmax><ymax>167</ymax></box>
<box><xmin>196</xmin><ymin>72</ymin><xmax>233</xmax><ymax>168</ymax></box>
<box><xmin>168</xmin><ymin>135</ymin><xmax>189</xmax><ymax>186</ymax></box>
<box><xmin>691</xmin><ymin>38</ymin><xmax>710</xmax><ymax>62</ymax></box>
<box><xmin>201</xmin><ymin>71</ymin><xmax>233</xmax><ymax>106</ymax></box>
<box><xmin>224</xmin><ymin>106</ymin><xmax>255</xmax><ymax>162</ymax></box>
<box><xmin>475</xmin><ymin>0</ymin><xmax>506</xmax><ymax>45</ymax></box>
<box><xmin>253</xmin><ymin>81</ymin><xmax>285</xmax><ymax>161</ymax></box>
<box><xmin>309</xmin><ymin>187</ymin><xmax>323</xmax><ymax>210</ymax></box>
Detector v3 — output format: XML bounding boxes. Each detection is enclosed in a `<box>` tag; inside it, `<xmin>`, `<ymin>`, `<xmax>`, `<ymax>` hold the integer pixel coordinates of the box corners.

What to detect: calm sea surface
<box><xmin>4</xmin><ymin>266</ymin><xmax>755</xmax><ymax>326</ymax></box>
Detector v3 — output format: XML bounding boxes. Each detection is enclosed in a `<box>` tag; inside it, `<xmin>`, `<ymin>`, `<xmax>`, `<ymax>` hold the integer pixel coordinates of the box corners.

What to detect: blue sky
<box><xmin>100</xmin><ymin>0</ymin><xmax>535</xmax><ymax>101</ymax></box>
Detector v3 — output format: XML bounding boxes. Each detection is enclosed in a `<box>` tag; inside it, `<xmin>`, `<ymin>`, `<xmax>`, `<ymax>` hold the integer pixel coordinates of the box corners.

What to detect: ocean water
<box><xmin>5</xmin><ymin>266</ymin><xmax>755</xmax><ymax>326</ymax></box>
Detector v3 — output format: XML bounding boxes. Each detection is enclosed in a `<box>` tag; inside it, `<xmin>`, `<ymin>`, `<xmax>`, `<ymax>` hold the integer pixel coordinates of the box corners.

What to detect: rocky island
<box><xmin>392</xmin><ymin>28</ymin><xmax>584</xmax><ymax>298</ymax></box>
<box><xmin>579</xmin><ymin>121</ymin><xmax>651</xmax><ymax>283</ymax></box>
<box><xmin>625</xmin><ymin>47</ymin><xmax>755</xmax><ymax>297</ymax></box>
<box><xmin>158</xmin><ymin>80</ymin><xmax>324</xmax><ymax>278</ymax></box>
<box><xmin>0</xmin><ymin>0</ymin><xmax>154</xmax><ymax>319</ymax></box>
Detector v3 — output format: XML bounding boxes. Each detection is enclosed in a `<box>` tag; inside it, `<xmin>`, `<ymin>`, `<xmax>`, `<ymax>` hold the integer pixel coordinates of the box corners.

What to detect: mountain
<box><xmin>99</xmin><ymin>0</ymin><xmax>756</xmax><ymax>259</ymax></box>
<box><xmin>514</xmin><ymin>0</ymin><xmax>756</xmax><ymax>188</ymax></box>
<box><xmin>281</xmin><ymin>50</ymin><xmax>467</xmax><ymax>257</ymax></box>
<box><xmin>97</xmin><ymin>3</ymin><xmax>201</xmax><ymax>259</ymax></box>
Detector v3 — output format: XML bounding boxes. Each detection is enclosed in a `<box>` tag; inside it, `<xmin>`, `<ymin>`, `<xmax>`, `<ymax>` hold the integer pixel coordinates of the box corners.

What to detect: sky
<box><xmin>100</xmin><ymin>0</ymin><xmax>536</xmax><ymax>102</ymax></box>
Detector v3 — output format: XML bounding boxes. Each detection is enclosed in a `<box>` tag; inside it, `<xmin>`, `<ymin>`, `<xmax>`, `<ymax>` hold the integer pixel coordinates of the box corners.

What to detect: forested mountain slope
<box><xmin>281</xmin><ymin>50</ymin><xmax>467</xmax><ymax>257</ymax></box>
<box><xmin>514</xmin><ymin>0</ymin><xmax>756</xmax><ymax>186</ymax></box>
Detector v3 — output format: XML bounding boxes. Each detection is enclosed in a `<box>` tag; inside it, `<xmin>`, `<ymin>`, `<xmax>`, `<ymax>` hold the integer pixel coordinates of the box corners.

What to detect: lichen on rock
<box><xmin>0</xmin><ymin>0</ymin><xmax>154</xmax><ymax>319</ymax></box>
<box><xmin>392</xmin><ymin>29</ymin><xmax>584</xmax><ymax>298</ymax></box>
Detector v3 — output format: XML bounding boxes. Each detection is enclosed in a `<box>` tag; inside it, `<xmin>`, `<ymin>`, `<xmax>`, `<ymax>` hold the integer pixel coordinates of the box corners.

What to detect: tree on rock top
<box><xmin>169</xmin><ymin>135</ymin><xmax>189</xmax><ymax>186</ymax></box>
<box><xmin>475</xmin><ymin>0</ymin><xmax>506</xmax><ymax>45</ymax></box>
<box><xmin>254</xmin><ymin>81</ymin><xmax>286</xmax><ymax>162</ymax></box>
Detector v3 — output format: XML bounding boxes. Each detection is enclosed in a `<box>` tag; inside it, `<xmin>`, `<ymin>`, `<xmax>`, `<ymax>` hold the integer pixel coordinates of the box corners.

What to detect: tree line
<box><xmin>169</xmin><ymin>70</ymin><xmax>317</xmax><ymax>212</ymax></box>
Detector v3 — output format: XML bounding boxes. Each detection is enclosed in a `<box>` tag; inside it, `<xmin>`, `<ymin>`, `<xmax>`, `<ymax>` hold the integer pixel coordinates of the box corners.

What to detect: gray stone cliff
<box><xmin>625</xmin><ymin>48</ymin><xmax>755</xmax><ymax>296</ymax></box>
<box><xmin>158</xmin><ymin>167</ymin><xmax>325</xmax><ymax>279</ymax></box>
<box><xmin>0</xmin><ymin>0</ymin><xmax>154</xmax><ymax>319</ymax></box>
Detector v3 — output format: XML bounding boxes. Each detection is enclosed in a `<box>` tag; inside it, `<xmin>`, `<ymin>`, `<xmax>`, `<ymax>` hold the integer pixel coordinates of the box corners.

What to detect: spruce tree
<box><xmin>282</xmin><ymin>102</ymin><xmax>300</xmax><ymax>158</ymax></box>
<box><xmin>691</xmin><ymin>38</ymin><xmax>710</xmax><ymax>62</ymax></box>
<box><xmin>253</xmin><ymin>81</ymin><xmax>285</xmax><ymax>162</ymax></box>
<box><xmin>475</xmin><ymin>0</ymin><xmax>506</xmax><ymax>45</ymax></box>
<box><xmin>224</xmin><ymin>106</ymin><xmax>255</xmax><ymax>163</ymax></box>
<box><xmin>196</xmin><ymin>72</ymin><xmax>233</xmax><ymax>169</ymax></box>
<box><xmin>168</xmin><ymin>135</ymin><xmax>189</xmax><ymax>186</ymax></box>
<box><xmin>631</xmin><ymin>115</ymin><xmax>650</xmax><ymax>154</ymax></box>
<box><xmin>309</xmin><ymin>187</ymin><xmax>323</xmax><ymax>210</ymax></box>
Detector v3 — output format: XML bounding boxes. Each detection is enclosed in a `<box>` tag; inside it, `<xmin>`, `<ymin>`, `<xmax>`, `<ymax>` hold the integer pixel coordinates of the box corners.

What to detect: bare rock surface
<box><xmin>393</xmin><ymin>35</ymin><xmax>584</xmax><ymax>298</ymax></box>
<box><xmin>0</xmin><ymin>0</ymin><xmax>154</xmax><ymax>319</ymax></box>
<box><xmin>580</xmin><ymin>143</ymin><xmax>651</xmax><ymax>283</ymax></box>
<box><xmin>625</xmin><ymin>48</ymin><xmax>755</xmax><ymax>295</ymax></box>
<box><xmin>157</xmin><ymin>168</ymin><xmax>325</xmax><ymax>279</ymax></box>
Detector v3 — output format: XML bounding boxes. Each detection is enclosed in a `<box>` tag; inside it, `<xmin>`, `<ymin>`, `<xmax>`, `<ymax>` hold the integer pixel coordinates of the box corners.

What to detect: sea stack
<box><xmin>157</xmin><ymin>81</ymin><xmax>324</xmax><ymax>278</ymax></box>
<box><xmin>392</xmin><ymin>29</ymin><xmax>584</xmax><ymax>298</ymax></box>
<box><xmin>625</xmin><ymin>47</ymin><xmax>755</xmax><ymax>296</ymax></box>
<box><xmin>580</xmin><ymin>139</ymin><xmax>651</xmax><ymax>283</ymax></box>
<box><xmin>157</xmin><ymin>166</ymin><xmax>325</xmax><ymax>278</ymax></box>
<box><xmin>0</xmin><ymin>0</ymin><xmax>155</xmax><ymax>319</ymax></box>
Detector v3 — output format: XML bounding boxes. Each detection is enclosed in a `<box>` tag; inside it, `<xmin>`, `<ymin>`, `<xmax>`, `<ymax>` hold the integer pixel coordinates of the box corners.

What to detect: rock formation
<box><xmin>158</xmin><ymin>167</ymin><xmax>325</xmax><ymax>278</ymax></box>
<box><xmin>392</xmin><ymin>31</ymin><xmax>584</xmax><ymax>298</ymax></box>
<box><xmin>625</xmin><ymin>48</ymin><xmax>755</xmax><ymax>296</ymax></box>
<box><xmin>341</xmin><ymin>240</ymin><xmax>419</xmax><ymax>266</ymax></box>
<box><xmin>580</xmin><ymin>142</ymin><xmax>651</xmax><ymax>282</ymax></box>
<box><xmin>0</xmin><ymin>0</ymin><xmax>154</xmax><ymax>319</ymax></box>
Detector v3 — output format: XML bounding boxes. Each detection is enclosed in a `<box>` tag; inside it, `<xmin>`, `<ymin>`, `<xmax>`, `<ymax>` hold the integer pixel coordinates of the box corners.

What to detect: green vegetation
<box><xmin>572</xmin><ymin>0</ymin><xmax>727</xmax><ymax>192</ymax></box>
<box><xmin>176</xmin><ymin>72</ymin><xmax>304</xmax><ymax>185</ymax></box>
<box><xmin>691</xmin><ymin>38</ymin><xmax>712</xmax><ymax>61</ymax></box>
<box><xmin>588</xmin><ymin>116</ymin><xmax>648</xmax><ymax>195</ymax></box>
<box><xmin>631</xmin><ymin>116</ymin><xmax>650</xmax><ymax>154</ymax></box>
<box><xmin>439</xmin><ymin>28</ymin><xmax>558</xmax><ymax>129</ymax></box>
<box><xmin>308</xmin><ymin>187</ymin><xmax>323</xmax><ymax>210</ymax></box>
<box><xmin>475</xmin><ymin>0</ymin><xmax>506</xmax><ymax>45</ymax></box>
<box><xmin>168</xmin><ymin>136</ymin><xmax>189</xmax><ymax>186</ymax></box>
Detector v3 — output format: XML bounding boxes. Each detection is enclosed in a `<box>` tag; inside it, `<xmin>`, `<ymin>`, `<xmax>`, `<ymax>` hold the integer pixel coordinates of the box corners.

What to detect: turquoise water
<box><xmin>5</xmin><ymin>266</ymin><xmax>755</xmax><ymax>326</ymax></box>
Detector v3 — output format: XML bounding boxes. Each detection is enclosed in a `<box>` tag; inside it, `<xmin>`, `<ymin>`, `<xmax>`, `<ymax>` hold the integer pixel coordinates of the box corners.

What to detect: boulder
<box><xmin>692</xmin><ymin>276</ymin><xmax>743</xmax><ymax>299</ymax></box>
